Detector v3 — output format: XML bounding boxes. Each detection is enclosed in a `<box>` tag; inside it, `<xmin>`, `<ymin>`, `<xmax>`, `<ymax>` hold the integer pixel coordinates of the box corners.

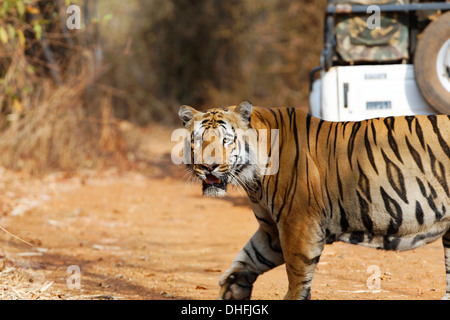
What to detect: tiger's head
<box><xmin>178</xmin><ymin>101</ymin><xmax>260</xmax><ymax>197</ymax></box>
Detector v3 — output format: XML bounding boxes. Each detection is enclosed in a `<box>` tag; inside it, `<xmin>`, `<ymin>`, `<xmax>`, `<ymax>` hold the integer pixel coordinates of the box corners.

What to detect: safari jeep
<box><xmin>309</xmin><ymin>0</ymin><xmax>450</xmax><ymax>121</ymax></box>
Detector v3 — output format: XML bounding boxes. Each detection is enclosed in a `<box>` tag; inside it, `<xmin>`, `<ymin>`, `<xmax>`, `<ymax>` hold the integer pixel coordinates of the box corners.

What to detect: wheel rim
<box><xmin>436</xmin><ymin>38</ymin><xmax>450</xmax><ymax>93</ymax></box>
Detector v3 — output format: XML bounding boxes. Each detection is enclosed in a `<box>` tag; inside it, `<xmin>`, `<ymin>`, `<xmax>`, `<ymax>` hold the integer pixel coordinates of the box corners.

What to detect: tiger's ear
<box><xmin>178</xmin><ymin>105</ymin><xmax>197</xmax><ymax>126</ymax></box>
<box><xmin>236</xmin><ymin>101</ymin><xmax>253</xmax><ymax>122</ymax></box>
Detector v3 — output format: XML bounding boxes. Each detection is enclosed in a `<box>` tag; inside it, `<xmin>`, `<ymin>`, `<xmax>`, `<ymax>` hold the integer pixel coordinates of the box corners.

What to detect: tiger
<box><xmin>178</xmin><ymin>100</ymin><xmax>450</xmax><ymax>300</ymax></box>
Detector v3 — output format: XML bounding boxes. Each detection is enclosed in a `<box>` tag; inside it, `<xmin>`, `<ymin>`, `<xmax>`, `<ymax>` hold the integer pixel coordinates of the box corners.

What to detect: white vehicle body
<box><xmin>310</xmin><ymin>2</ymin><xmax>450</xmax><ymax>122</ymax></box>
<box><xmin>309</xmin><ymin>64</ymin><xmax>437</xmax><ymax>122</ymax></box>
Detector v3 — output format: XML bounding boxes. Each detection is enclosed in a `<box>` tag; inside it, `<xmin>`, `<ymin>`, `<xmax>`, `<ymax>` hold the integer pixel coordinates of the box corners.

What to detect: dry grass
<box><xmin>0</xmin><ymin>257</ymin><xmax>122</xmax><ymax>300</ymax></box>
<box><xmin>0</xmin><ymin>258</ymin><xmax>61</xmax><ymax>300</ymax></box>
<box><xmin>0</xmin><ymin>68</ymin><xmax>127</xmax><ymax>175</ymax></box>
<box><xmin>0</xmin><ymin>1</ymin><xmax>128</xmax><ymax>176</ymax></box>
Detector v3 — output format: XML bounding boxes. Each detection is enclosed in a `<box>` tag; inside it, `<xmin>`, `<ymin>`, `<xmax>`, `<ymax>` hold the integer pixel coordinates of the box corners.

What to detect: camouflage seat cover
<box><xmin>335</xmin><ymin>0</ymin><xmax>410</xmax><ymax>62</ymax></box>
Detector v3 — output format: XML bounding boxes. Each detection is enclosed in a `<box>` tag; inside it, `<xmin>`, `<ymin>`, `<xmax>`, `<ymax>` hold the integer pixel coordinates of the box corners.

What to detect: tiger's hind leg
<box><xmin>443</xmin><ymin>230</ymin><xmax>450</xmax><ymax>300</ymax></box>
<box><xmin>218</xmin><ymin>223</ymin><xmax>284</xmax><ymax>300</ymax></box>
<box><xmin>281</xmin><ymin>219</ymin><xmax>325</xmax><ymax>300</ymax></box>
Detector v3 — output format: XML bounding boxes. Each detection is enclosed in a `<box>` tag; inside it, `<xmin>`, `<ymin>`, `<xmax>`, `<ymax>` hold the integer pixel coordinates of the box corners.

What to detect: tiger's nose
<box><xmin>202</xmin><ymin>164</ymin><xmax>219</xmax><ymax>172</ymax></box>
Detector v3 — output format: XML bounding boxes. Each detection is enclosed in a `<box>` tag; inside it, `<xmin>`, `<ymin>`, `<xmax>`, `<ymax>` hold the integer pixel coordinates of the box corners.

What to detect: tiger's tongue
<box><xmin>206</xmin><ymin>174</ymin><xmax>221</xmax><ymax>185</ymax></box>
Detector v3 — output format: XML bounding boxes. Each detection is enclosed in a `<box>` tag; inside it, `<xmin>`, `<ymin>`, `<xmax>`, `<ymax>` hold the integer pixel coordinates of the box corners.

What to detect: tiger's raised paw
<box><xmin>218</xmin><ymin>271</ymin><xmax>258</xmax><ymax>300</ymax></box>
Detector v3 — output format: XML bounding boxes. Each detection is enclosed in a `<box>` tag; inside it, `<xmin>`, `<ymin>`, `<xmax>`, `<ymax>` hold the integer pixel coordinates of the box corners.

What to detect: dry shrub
<box><xmin>0</xmin><ymin>54</ymin><xmax>126</xmax><ymax>175</ymax></box>
<box><xmin>0</xmin><ymin>1</ymin><xmax>127</xmax><ymax>175</ymax></box>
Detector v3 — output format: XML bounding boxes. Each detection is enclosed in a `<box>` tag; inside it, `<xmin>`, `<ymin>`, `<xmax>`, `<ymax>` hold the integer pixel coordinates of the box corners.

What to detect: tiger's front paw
<box><xmin>218</xmin><ymin>271</ymin><xmax>258</xmax><ymax>300</ymax></box>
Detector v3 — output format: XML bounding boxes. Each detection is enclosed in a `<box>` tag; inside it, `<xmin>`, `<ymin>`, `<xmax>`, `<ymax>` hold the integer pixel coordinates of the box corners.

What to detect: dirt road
<box><xmin>0</xmin><ymin>125</ymin><xmax>447</xmax><ymax>300</ymax></box>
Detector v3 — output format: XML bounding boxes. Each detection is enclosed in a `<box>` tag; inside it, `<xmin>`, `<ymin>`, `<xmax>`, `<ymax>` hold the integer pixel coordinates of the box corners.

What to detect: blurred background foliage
<box><xmin>0</xmin><ymin>0</ymin><xmax>326</xmax><ymax>174</ymax></box>
<box><xmin>104</xmin><ymin>0</ymin><xmax>327</xmax><ymax>123</ymax></box>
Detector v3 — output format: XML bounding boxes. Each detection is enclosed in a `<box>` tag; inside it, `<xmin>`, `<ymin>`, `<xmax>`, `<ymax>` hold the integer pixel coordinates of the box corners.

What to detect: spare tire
<box><xmin>414</xmin><ymin>11</ymin><xmax>450</xmax><ymax>114</ymax></box>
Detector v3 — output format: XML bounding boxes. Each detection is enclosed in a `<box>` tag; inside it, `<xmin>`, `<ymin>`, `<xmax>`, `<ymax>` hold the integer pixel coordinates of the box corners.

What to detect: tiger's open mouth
<box><xmin>205</xmin><ymin>174</ymin><xmax>221</xmax><ymax>185</ymax></box>
<box><xmin>202</xmin><ymin>174</ymin><xmax>227</xmax><ymax>196</ymax></box>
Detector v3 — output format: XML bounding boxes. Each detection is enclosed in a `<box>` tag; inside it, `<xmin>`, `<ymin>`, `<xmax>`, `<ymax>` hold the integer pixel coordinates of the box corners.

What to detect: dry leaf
<box><xmin>195</xmin><ymin>286</ymin><xmax>208</xmax><ymax>290</ymax></box>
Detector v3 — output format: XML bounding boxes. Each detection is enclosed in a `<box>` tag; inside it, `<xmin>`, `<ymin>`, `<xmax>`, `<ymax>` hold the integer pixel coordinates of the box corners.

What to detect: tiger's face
<box><xmin>178</xmin><ymin>101</ymin><xmax>257</xmax><ymax>197</ymax></box>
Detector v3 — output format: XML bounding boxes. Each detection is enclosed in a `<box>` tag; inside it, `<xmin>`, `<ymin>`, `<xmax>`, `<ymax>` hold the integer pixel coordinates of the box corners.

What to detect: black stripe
<box><xmin>415</xmin><ymin>118</ymin><xmax>426</xmax><ymax>150</ymax></box>
<box><xmin>342</xmin><ymin>121</ymin><xmax>350</xmax><ymax>137</ymax></box>
<box><xmin>371</xmin><ymin>120</ymin><xmax>378</xmax><ymax>146</ymax></box>
<box><xmin>271</xmin><ymin>169</ymin><xmax>280</xmax><ymax>219</ymax></box>
<box><xmin>347</xmin><ymin>122</ymin><xmax>361</xmax><ymax>169</ymax></box>
<box><xmin>315</xmin><ymin>119</ymin><xmax>325</xmax><ymax>157</ymax></box>
<box><xmin>417</xmin><ymin>177</ymin><xmax>427</xmax><ymax>197</ymax></box>
<box><xmin>356</xmin><ymin>190</ymin><xmax>373</xmax><ymax>233</ymax></box>
<box><xmin>264</xmin><ymin>114</ymin><xmax>280</xmax><ymax>211</ymax></box>
<box><xmin>263</xmin><ymin>172</ymin><xmax>271</xmax><ymax>204</ymax></box>
<box><xmin>357</xmin><ymin>161</ymin><xmax>372</xmax><ymax>203</ymax></box>
<box><xmin>326</xmin><ymin>184</ymin><xmax>334</xmax><ymax>219</ymax></box>
<box><xmin>276</xmin><ymin>150</ymin><xmax>296</xmax><ymax>223</ymax></box>
<box><xmin>306</xmin><ymin>157</ymin><xmax>311</xmax><ymax>205</ymax></box>
<box><xmin>316</xmin><ymin>119</ymin><xmax>325</xmax><ymax>140</ymax></box>
<box><xmin>405</xmin><ymin>136</ymin><xmax>424</xmax><ymax>173</ymax></box>
<box><xmin>253</xmin><ymin>110</ymin><xmax>271</xmax><ymax>128</ymax></box>
<box><xmin>250</xmin><ymin>240</ymin><xmax>276</xmax><ymax>269</ymax></box>
<box><xmin>306</xmin><ymin>114</ymin><xmax>312</xmax><ymax>152</ymax></box>
<box><xmin>386</xmin><ymin>221</ymin><xmax>397</xmax><ymax>235</ymax></box>
<box><xmin>427</xmin><ymin>115</ymin><xmax>450</xmax><ymax>158</ymax></box>
<box><xmin>416</xmin><ymin>178</ymin><xmax>445</xmax><ymax>221</ymax></box>
<box><xmin>253</xmin><ymin>213</ymin><xmax>271</xmax><ymax>225</ymax></box>
<box><xmin>405</xmin><ymin>116</ymin><xmax>414</xmax><ymax>133</ymax></box>
<box><xmin>277</xmin><ymin>109</ymin><xmax>285</xmax><ymax>131</ymax></box>
<box><xmin>275</xmin><ymin>203</ymin><xmax>286</xmax><ymax>224</ymax></box>
<box><xmin>243</xmin><ymin>248</ymin><xmax>257</xmax><ymax>266</ymax></box>
<box><xmin>283</xmin><ymin>109</ymin><xmax>300</xmax><ymax>221</ymax></box>
<box><xmin>339</xmin><ymin>200</ymin><xmax>349</xmax><ymax>232</ymax></box>
<box><xmin>265</xmin><ymin>232</ymin><xmax>283</xmax><ymax>254</ymax></box>
<box><xmin>333</xmin><ymin>121</ymin><xmax>339</xmax><ymax>156</ymax></box>
<box><xmin>428</xmin><ymin>182</ymin><xmax>437</xmax><ymax>199</ymax></box>
<box><xmin>381</xmin><ymin>149</ymin><xmax>408</xmax><ymax>204</ymax></box>
<box><xmin>383</xmin><ymin>117</ymin><xmax>403</xmax><ymax>164</ymax></box>
<box><xmin>268</xmin><ymin>109</ymin><xmax>279</xmax><ymax>128</ymax></box>
<box><xmin>287</xmin><ymin>108</ymin><xmax>296</xmax><ymax>129</ymax></box>
<box><xmin>364</xmin><ymin>124</ymin><xmax>379</xmax><ymax>175</ymax></box>
<box><xmin>428</xmin><ymin>144</ymin><xmax>449</xmax><ymax>197</ymax></box>
<box><xmin>415</xmin><ymin>201</ymin><xmax>424</xmax><ymax>225</ymax></box>
<box><xmin>325</xmin><ymin>122</ymin><xmax>333</xmax><ymax>151</ymax></box>
<box><xmin>380</xmin><ymin>187</ymin><xmax>403</xmax><ymax>234</ymax></box>
<box><xmin>336</xmin><ymin>159</ymin><xmax>344</xmax><ymax>201</ymax></box>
